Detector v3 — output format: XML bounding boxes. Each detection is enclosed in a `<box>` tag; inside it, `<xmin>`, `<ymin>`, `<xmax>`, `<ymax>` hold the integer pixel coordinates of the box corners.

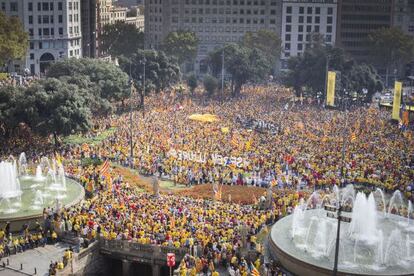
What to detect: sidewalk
<box><xmin>1</xmin><ymin>243</ymin><xmax>70</xmax><ymax>276</ymax></box>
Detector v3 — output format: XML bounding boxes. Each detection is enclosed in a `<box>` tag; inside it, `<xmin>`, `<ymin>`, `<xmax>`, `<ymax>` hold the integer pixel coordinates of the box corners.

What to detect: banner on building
<box><xmin>326</xmin><ymin>71</ymin><xmax>336</xmax><ymax>107</ymax></box>
<box><xmin>392</xmin><ymin>81</ymin><xmax>402</xmax><ymax>121</ymax></box>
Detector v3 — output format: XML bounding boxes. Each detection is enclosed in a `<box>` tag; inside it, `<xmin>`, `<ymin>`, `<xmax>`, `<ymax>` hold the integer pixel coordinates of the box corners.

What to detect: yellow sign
<box><xmin>326</xmin><ymin>71</ymin><xmax>336</xmax><ymax>107</ymax></box>
<box><xmin>392</xmin><ymin>81</ymin><xmax>402</xmax><ymax>120</ymax></box>
<box><xmin>188</xmin><ymin>114</ymin><xmax>219</xmax><ymax>123</ymax></box>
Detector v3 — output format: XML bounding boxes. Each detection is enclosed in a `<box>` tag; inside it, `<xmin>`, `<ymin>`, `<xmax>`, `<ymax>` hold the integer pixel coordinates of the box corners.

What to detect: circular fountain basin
<box><xmin>270</xmin><ymin>209</ymin><xmax>414</xmax><ymax>276</ymax></box>
<box><xmin>0</xmin><ymin>177</ymin><xmax>84</xmax><ymax>224</ymax></box>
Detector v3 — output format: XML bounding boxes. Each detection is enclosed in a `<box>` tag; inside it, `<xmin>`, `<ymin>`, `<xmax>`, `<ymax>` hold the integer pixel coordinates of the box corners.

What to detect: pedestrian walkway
<box><xmin>1</xmin><ymin>243</ymin><xmax>69</xmax><ymax>276</ymax></box>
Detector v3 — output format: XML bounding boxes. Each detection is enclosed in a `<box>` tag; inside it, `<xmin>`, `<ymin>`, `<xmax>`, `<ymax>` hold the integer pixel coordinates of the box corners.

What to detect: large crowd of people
<box><xmin>1</xmin><ymin>85</ymin><xmax>413</xmax><ymax>275</ymax></box>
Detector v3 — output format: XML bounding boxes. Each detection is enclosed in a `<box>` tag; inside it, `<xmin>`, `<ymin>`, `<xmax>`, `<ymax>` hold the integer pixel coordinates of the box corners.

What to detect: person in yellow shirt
<box><xmin>212</xmin><ymin>270</ymin><xmax>219</xmax><ymax>276</ymax></box>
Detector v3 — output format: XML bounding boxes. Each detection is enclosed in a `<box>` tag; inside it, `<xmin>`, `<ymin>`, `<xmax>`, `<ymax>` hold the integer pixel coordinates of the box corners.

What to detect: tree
<box><xmin>119</xmin><ymin>49</ymin><xmax>180</xmax><ymax>109</ymax></box>
<box><xmin>209</xmin><ymin>44</ymin><xmax>272</xmax><ymax>96</ymax></box>
<box><xmin>242</xmin><ymin>29</ymin><xmax>281</xmax><ymax>65</ymax></box>
<box><xmin>283</xmin><ymin>43</ymin><xmax>384</xmax><ymax>102</ymax></box>
<box><xmin>161</xmin><ymin>31</ymin><xmax>199</xmax><ymax>68</ymax></box>
<box><xmin>22</xmin><ymin>78</ymin><xmax>92</xmax><ymax>146</ymax></box>
<box><xmin>101</xmin><ymin>21</ymin><xmax>144</xmax><ymax>58</ymax></box>
<box><xmin>187</xmin><ymin>74</ymin><xmax>198</xmax><ymax>95</ymax></box>
<box><xmin>46</xmin><ymin>58</ymin><xmax>130</xmax><ymax>103</ymax></box>
<box><xmin>0</xmin><ymin>12</ymin><xmax>28</xmax><ymax>66</ymax></box>
<box><xmin>0</xmin><ymin>85</ymin><xmax>25</xmax><ymax>138</ymax></box>
<box><xmin>203</xmin><ymin>75</ymin><xmax>218</xmax><ymax>96</ymax></box>
<box><xmin>368</xmin><ymin>27</ymin><xmax>414</xmax><ymax>86</ymax></box>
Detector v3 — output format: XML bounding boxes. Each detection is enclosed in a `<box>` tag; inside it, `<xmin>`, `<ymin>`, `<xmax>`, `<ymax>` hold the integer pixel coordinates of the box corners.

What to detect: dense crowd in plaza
<box><xmin>1</xmin><ymin>85</ymin><xmax>413</xmax><ymax>275</ymax></box>
<box><xmin>60</xmin><ymin>85</ymin><xmax>414</xmax><ymax>198</ymax></box>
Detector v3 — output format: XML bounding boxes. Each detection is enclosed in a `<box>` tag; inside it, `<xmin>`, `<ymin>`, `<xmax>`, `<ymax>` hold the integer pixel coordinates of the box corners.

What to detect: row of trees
<box><xmin>284</xmin><ymin>39</ymin><xmax>384</xmax><ymax>102</ymax></box>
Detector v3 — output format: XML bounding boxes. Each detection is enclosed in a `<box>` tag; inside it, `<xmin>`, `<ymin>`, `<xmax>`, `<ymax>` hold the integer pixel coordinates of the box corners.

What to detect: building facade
<box><xmin>81</xmin><ymin>0</ymin><xmax>97</xmax><ymax>58</ymax></box>
<box><xmin>280</xmin><ymin>0</ymin><xmax>337</xmax><ymax>69</ymax></box>
<box><xmin>336</xmin><ymin>0</ymin><xmax>393</xmax><ymax>61</ymax></box>
<box><xmin>2</xmin><ymin>0</ymin><xmax>82</xmax><ymax>75</ymax></box>
<box><xmin>125</xmin><ymin>14</ymin><xmax>145</xmax><ymax>31</ymax></box>
<box><xmin>145</xmin><ymin>0</ymin><xmax>283</xmax><ymax>74</ymax></box>
<box><xmin>393</xmin><ymin>0</ymin><xmax>414</xmax><ymax>36</ymax></box>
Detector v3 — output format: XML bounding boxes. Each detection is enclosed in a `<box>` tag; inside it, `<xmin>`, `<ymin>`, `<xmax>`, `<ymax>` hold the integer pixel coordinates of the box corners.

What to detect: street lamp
<box><xmin>325</xmin><ymin>203</ymin><xmax>352</xmax><ymax>276</ymax></box>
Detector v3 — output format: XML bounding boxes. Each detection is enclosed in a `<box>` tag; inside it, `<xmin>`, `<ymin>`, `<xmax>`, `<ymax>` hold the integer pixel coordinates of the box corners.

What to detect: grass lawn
<box><xmin>63</xmin><ymin>127</ymin><xmax>117</xmax><ymax>145</ymax></box>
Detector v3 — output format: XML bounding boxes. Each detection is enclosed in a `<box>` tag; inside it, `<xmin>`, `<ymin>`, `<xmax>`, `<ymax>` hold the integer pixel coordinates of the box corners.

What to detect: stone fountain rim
<box><xmin>269</xmin><ymin>209</ymin><xmax>414</xmax><ymax>276</ymax></box>
<box><xmin>0</xmin><ymin>177</ymin><xmax>85</xmax><ymax>222</ymax></box>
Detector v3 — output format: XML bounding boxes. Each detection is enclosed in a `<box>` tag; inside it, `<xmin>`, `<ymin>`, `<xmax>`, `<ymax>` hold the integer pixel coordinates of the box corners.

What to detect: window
<box><xmin>42</xmin><ymin>2</ymin><xmax>48</xmax><ymax>11</ymax></box>
<box><xmin>315</xmin><ymin>7</ymin><xmax>320</xmax><ymax>14</ymax></box>
<box><xmin>1</xmin><ymin>2</ymin><xmax>5</xmax><ymax>10</ymax></box>
<box><xmin>30</xmin><ymin>53</ymin><xmax>34</xmax><ymax>60</ymax></box>
<box><xmin>307</xmin><ymin>16</ymin><xmax>312</xmax><ymax>23</ymax></box>
<box><xmin>43</xmin><ymin>15</ymin><xmax>49</xmax><ymax>24</ymax></box>
<box><xmin>299</xmin><ymin>7</ymin><xmax>304</xmax><ymax>14</ymax></box>
<box><xmin>298</xmin><ymin>34</ymin><xmax>303</xmax><ymax>41</ymax></box>
<box><xmin>328</xmin><ymin>7</ymin><xmax>333</xmax><ymax>15</ymax></box>
<box><xmin>315</xmin><ymin>16</ymin><xmax>320</xmax><ymax>24</ymax></box>
<box><xmin>314</xmin><ymin>25</ymin><xmax>319</xmax><ymax>32</ymax></box>
<box><xmin>285</xmin><ymin>25</ymin><xmax>291</xmax><ymax>32</ymax></box>
<box><xmin>68</xmin><ymin>2</ymin><xmax>72</xmax><ymax>10</ymax></box>
<box><xmin>286</xmin><ymin>16</ymin><xmax>291</xmax><ymax>23</ymax></box>
<box><xmin>38</xmin><ymin>28</ymin><xmax>42</xmax><ymax>36</ymax></box>
<box><xmin>38</xmin><ymin>15</ymin><xmax>41</xmax><ymax>24</ymax></box>
<box><xmin>327</xmin><ymin>16</ymin><xmax>333</xmax><ymax>24</ymax></box>
<box><xmin>28</xmin><ymin>3</ymin><xmax>33</xmax><ymax>11</ymax></box>
<box><xmin>58</xmin><ymin>2</ymin><xmax>62</xmax><ymax>10</ymax></box>
<box><xmin>286</xmin><ymin>6</ymin><xmax>292</xmax><ymax>14</ymax></box>
<box><xmin>29</xmin><ymin>16</ymin><xmax>33</xmax><ymax>24</ymax></box>
<box><xmin>299</xmin><ymin>16</ymin><xmax>304</xmax><ymax>23</ymax></box>
<box><xmin>307</xmin><ymin>7</ymin><xmax>312</xmax><ymax>14</ymax></box>
<box><xmin>43</xmin><ymin>28</ymin><xmax>49</xmax><ymax>36</ymax></box>
<box><xmin>59</xmin><ymin>15</ymin><xmax>63</xmax><ymax>23</ymax></box>
<box><xmin>59</xmin><ymin>27</ymin><xmax>63</xmax><ymax>35</ymax></box>
<box><xmin>326</xmin><ymin>35</ymin><xmax>332</xmax><ymax>42</ymax></box>
<box><xmin>37</xmin><ymin>3</ymin><xmax>41</xmax><ymax>11</ymax></box>
<box><xmin>10</xmin><ymin>2</ymin><xmax>18</xmax><ymax>12</ymax></box>
<box><xmin>285</xmin><ymin>43</ymin><xmax>290</xmax><ymax>50</ymax></box>
<box><xmin>29</xmin><ymin>28</ymin><xmax>33</xmax><ymax>36</ymax></box>
<box><xmin>298</xmin><ymin>25</ymin><xmax>303</xmax><ymax>32</ymax></box>
<box><xmin>29</xmin><ymin>42</ymin><xmax>34</xmax><ymax>49</ymax></box>
<box><xmin>327</xmin><ymin>25</ymin><xmax>332</xmax><ymax>33</ymax></box>
<box><xmin>50</xmin><ymin>2</ymin><xmax>53</xmax><ymax>10</ymax></box>
<box><xmin>306</xmin><ymin>25</ymin><xmax>311</xmax><ymax>32</ymax></box>
<box><xmin>285</xmin><ymin>34</ymin><xmax>291</xmax><ymax>41</ymax></box>
<box><xmin>297</xmin><ymin>44</ymin><xmax>303</xmax><ymax>51</ymax></box>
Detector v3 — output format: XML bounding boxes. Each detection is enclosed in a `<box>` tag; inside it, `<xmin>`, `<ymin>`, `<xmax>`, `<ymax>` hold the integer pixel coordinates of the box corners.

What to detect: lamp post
<box><xmin>128</xmin><ymin>71</ymin><xmax>135</xmax><ymax>167</ymax></box>
<box><xmin>325</xmin><ymin>204</ymin><xmax>352</xmax><ymax>276</ymax></box>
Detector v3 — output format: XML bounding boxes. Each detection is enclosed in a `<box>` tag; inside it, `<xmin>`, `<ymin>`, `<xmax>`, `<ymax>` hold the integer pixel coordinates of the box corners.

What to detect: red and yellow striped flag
<box><xmin>100</xmin><ymin>159</ymin><xmax>110</xmax><ymax>175</ymax></box>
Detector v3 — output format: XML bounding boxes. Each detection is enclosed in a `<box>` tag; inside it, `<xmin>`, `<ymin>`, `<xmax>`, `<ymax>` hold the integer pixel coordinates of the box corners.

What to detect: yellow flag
<box><xmin>392</xmin><ymin>81</ymin><xmax>402</xmax><ymax>120</ymax></box>
<box><xmin>326</xmin><ymin>71</ymin><xmax>336</xmax><ymax>107</ymax></box>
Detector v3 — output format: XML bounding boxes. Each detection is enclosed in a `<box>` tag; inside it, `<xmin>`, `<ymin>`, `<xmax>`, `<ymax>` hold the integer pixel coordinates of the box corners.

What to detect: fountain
<box><xmin>270</xmin><ymin>185</ymin><xmax>414</xmax><ymax>276</ymax></box>
<box><xmin>0</xmin><ymin>154</ymin><xmax>84</xmax><ymax>230</ymax></box>
<box><xmin>0</xmin><ymin>161</ymin><xmax>22</xmax><ymax>198</ymax></box>
<box><xmin>33</xmin><ymin>165</ymin><xmax>45</xmax><ymax>182</ymax></box>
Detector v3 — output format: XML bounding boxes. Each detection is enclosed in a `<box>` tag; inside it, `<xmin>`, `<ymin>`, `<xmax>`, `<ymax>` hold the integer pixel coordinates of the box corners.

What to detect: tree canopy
<box><xmin>0</xmin><ymin>11</ymin><xmax>28</xmax><ymax>66</ymax></box>
<box><xmin>209</xmin><ymin>43</ymin><xmax>272</xmax><ymax>96</ymax></box>
<box><xmin>0</xmin><ymin>79</ymin><xmax>92</xmax><ymax>145</ymax></box>
<box><xmin>283</xmin><ymin>43</ymin><xmax>383</xmax><ymax>102</ymax></box>
<box><xmin>119</xmin><ymin>49</ymin><xmax>181</xmax><ymax>109</ymax></box>
<box><xmin>368</xmin><ymin>27</ymin><xmax>414</xmax><ymax>85</ymax></box>
<box><xmin>161</xmin><ymin>31</ymin><xmax>199</xmax><ymax>67</ymax></box>
<box><xmin>46</xmin><ymin>58</ymin><xmax>130</xmax><ymax>103</ymax></box>
<box><xmin>101</xmin><ymin>21</ymin><xmax>144</xmax><ymax>58</ymax></box>
<box><xmin>242</xmin><ymin>29</ymin><xmax>281</xmax><ymax>65</ymax></box>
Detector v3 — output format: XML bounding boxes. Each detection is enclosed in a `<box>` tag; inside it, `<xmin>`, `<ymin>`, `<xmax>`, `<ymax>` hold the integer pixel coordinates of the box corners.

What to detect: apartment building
<box><xmin>280</xmin><ymin>0</ymin><xmax>337</xmax><ymax>69</ymax></box>
<box><xmin>2</xmin><ymin>0</ymin><xmax>82</xmax><ymax>75</ymax></box>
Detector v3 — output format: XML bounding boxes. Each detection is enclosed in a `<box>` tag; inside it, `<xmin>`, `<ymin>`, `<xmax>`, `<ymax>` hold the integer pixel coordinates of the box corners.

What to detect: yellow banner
<box><xmin>326</xmin><ymin>71</ymin><xmax>336</xmax><ymax>107</ymax></box>
<box><xmin>392</xmin><ymin>81</ymin><xmax>402</xmax><ymax>120</ymax></box>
